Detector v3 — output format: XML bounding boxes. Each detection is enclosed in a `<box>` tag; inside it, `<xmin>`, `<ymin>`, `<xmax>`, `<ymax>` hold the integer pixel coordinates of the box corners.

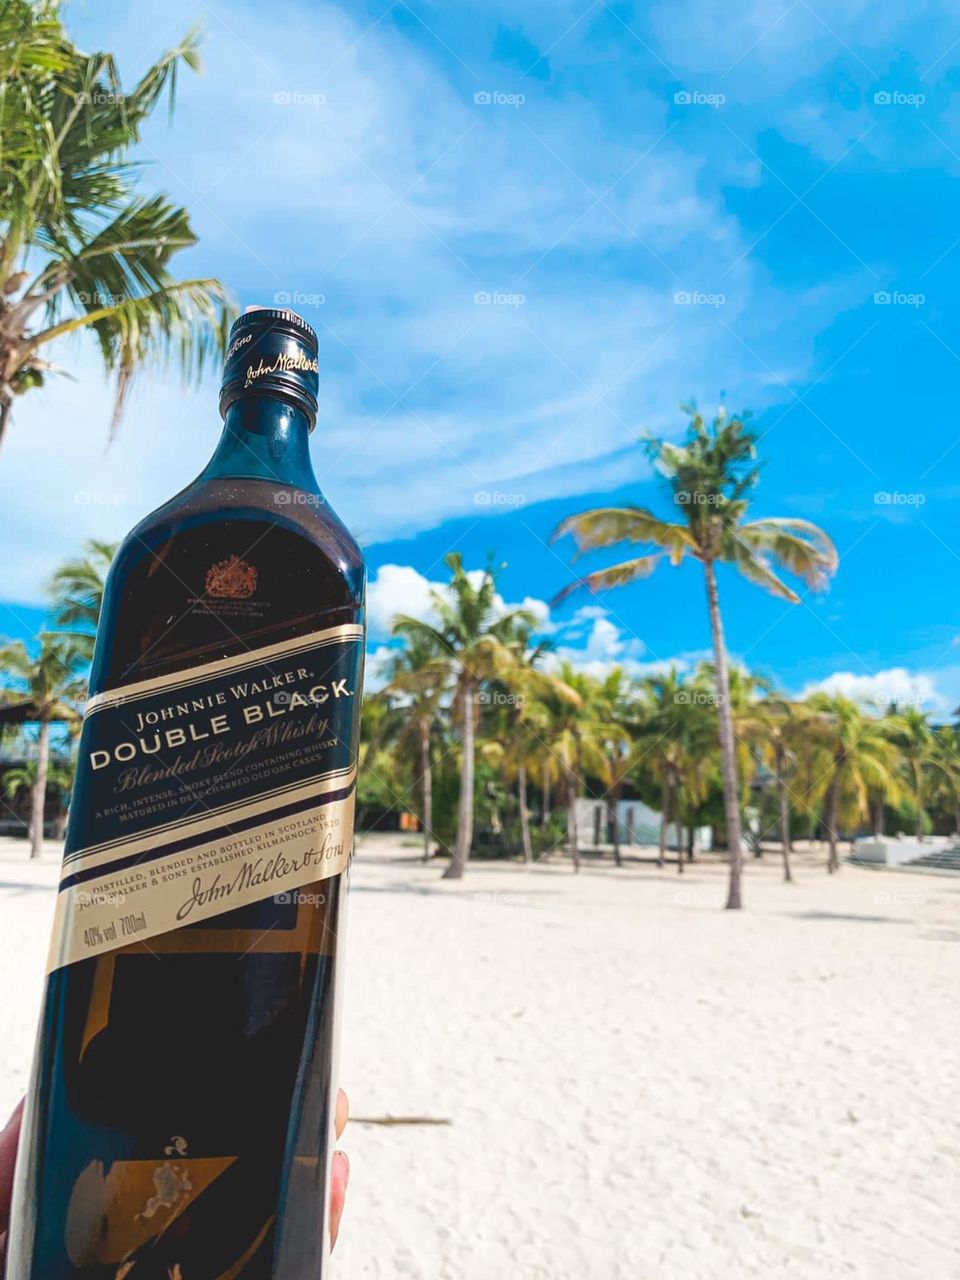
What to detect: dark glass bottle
<box><xmin>7</xmin><ymin>310</ymin><xmax>364</xmax><ymax>1279</ymax></box>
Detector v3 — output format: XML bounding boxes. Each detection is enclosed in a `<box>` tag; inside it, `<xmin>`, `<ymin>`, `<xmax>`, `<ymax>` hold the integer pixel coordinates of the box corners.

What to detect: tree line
<box><xmin>3</xmin><ymin>411</ymin><xmax>955</xmax><ymax>911</ymax></box>
<box><xmin>362</xmin><ymin>553</ymin><xmax>960</xmax><ymax>891</ymax></box>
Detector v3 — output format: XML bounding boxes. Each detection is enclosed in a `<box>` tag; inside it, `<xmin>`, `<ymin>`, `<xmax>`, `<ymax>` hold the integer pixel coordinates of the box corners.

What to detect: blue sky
<box><xmin>3</xmin><ymin>0</ymin><xmax>960</xmax><ymax>709</ymax></box>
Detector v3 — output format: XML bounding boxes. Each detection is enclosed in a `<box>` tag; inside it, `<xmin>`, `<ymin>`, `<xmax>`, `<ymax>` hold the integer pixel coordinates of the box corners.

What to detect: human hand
<box><xmin>0</xmin><ymin>1090</ymin><xmax>351</xmax><ymax>1258</ymax></box>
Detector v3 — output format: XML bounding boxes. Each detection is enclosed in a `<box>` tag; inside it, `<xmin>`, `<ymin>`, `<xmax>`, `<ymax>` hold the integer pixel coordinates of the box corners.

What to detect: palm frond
<box><xmin>738</xmin><ymin>518</ymin><xmax>838</xmax><ymax>590</ymax></box>
<box><xmin>553</xmin><ymin>506</ymin><xmax>693</xmax><ymax>558</ymax></box>
<box><xmin>727</xmin><ymin>541</ymin><xmax>798</xmax><ymax>603</ymax></box>
<box><xmin>551</xmin><ymin>555</ymin><xmax>663</xmax><ymax>606</ymax></box>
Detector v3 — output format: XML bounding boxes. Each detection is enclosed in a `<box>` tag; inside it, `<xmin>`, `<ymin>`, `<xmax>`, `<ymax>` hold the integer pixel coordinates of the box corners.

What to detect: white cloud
<box><xmin>367</xmin><ymin>563</ymin><xmax>704</xmax><ymax>684</ymax></box>
<box><xmin>366</xmin><ymin>565</ymin><xmax>443</xmax><ymax>637</ymax></box>
<box><xmin>803</xmin><ymin>667</ymin><xmax>941</xmax><ymax>710</ymax></box>
<box><xmin>0</xmin><ymin>0</ymin><xmax>857</xmax><ymax>589</ymax></box>
<box><xmin>363</xmin><ymin>643</ymin><xmax>397</xmax><ymax>693</ymax></box>
<box><xmin>365</xmin><ymin>562</ymin><xmax>552</xmax><ymax>640</ymax></box>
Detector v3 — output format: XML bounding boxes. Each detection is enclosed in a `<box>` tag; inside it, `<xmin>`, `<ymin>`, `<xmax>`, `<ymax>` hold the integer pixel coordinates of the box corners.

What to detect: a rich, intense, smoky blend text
<box><xmin>7</xmin><ymin>310</ymin><xmax>365</xmax><ymax>1279</ymax></box>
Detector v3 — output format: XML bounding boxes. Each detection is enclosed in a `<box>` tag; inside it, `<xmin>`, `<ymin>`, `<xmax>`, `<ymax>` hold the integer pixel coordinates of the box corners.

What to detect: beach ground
<box><xmin>0</xmin><ymin>833</ymin><xmax>956</xmax><ymax>1278</ymax></box>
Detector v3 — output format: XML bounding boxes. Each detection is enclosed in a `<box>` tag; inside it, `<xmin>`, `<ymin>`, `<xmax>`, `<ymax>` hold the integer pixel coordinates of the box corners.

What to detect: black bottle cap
<box><xmin>219</xmin><ymin>307</ymin><xmax>319</xmax><ymax>427</ymax></box>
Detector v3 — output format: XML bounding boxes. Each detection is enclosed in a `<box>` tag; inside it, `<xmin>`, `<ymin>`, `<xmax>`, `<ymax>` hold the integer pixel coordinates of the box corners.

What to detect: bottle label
<box><xmin>47</xmin><ymin>624</ymin><xmax>364</xmax><ymax>972</ymax></box>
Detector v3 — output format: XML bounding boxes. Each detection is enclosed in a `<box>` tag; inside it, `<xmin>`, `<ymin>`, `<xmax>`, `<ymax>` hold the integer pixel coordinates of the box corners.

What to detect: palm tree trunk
<box><xmin>676</xmin><ymin>806</ymin><xmax>685</xmax><ymax>875</ymax></box>
<box><xmin>607</xmin><ymin>776</ymin><xmax>622</xmax><ymax>867</ymax></box>
<box><xmin>674</xmin><ymin>775</ymin><xmax>684</xmax><ymax>873</ymax></box>
<box><xmin>444</xmin><ymin>678</ymin><xmax>474</xmax><ymax>879</ymax></box>
<box><xmin>824</xmin><ymin>762</ymin><xmax>841</xmax><ymax>873</ymax></box>
<box><xmin>31</xmin><ymin>720</ymin><xmax>49</xmax><ymax>859</ymax></box>
<box><xmin>776</xmin><ymin>746</ymin><xmax>793</xmax><ymax>883</ymax></box>
<box><xmin>565</xmin><ymin>765</ymin><xmax>580</xmax><ymax>873</ymax></box>
<box><xmin>658</xmin><ymin>775</ymin><xmax>668</xmax><ymax>867</ymax></box>
<box><xmin>541</xmin><ymin>778</ymin><xmax>551</xmax><ymax>827</ymax></box>
<box><xmin>871</xmin><ymin>795</ymin><xmax>883</xmax><ymax>838</ymax></box>
<box><xmin>518</xmin><ymin>763</ymin><xmax>533</xmax><ymax>864</ymax></box>
<box><xmin>420</xmin><ymin>723</ymin><xmax>433</xmax><ymax>862</ymax></box>
<box><xmin>915</xmin><ymin>768</ymin><xmax>924</xmax><ymax>840</ymax></box>
<box><xmin>703</xmin><ymin>561</ymin><xmax>744</xmax><ymax>909</ymax></box>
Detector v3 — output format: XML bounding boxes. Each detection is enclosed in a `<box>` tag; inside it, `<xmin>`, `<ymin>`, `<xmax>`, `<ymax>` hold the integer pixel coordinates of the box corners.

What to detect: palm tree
<box><xmin>637</xmin><ymin>668</ymin><xmax>714</xmax><ymax>872</ymax></box>
<box><xmin>553</xmin><ymin>406</ymin><xmax>838</xmax><ymax>908</ymax></box>
<box><xmin>3</xmin><ymin>756</ymin><xmax>73</xmax><ymax>843</ymax></box>
<box><xmin>737</xmin><ymin>695</ymin><xmax>809</xmax><ymax>881</ymax></box>
<box><xmin>594</xmin><ymin>668</ymin><xmax>640</xmax><ymax>867</ymax></box>
<box><xmin>536</xmin><ymin>664</ymin><xmax>610</xmax><ymax>872</ymax></box>
<box><xmin>930</xmin><ymin>725</ymin><xmax>960</xmax><ymax>836</ymax></box>
<box><xmin>638</xmin><ymin>668</ymin><xmax>687</xmax><ymax>868</ymax></box>
<box><xmin>393</xmin><ymin>554</ymin><xmax>537</xmax><ymax>879</ymax></box>
<box><xmin>889</xmin><ymin>707</ymin><xmax>940</xmax><ymax>840</ymax></box>
<box><xmin>804</xmin><ymin>693</ymin><xmax>902</xmax><ymax>872</ymax></box>
<box><xmin>483</xmin><ymin>633</ymin><xmax>582</xmax><ymax>865</ymax></box>
<box><xmin>480</xmin><ymin>699</ymin><xmax>539</xmax><ymax>863</ymax></box>
<box><xmin>48</xmin><ymin>538</ymin><xmax>117</xmax><ymax>656</ymax></box>
<box><xmin>0</xmin><ymin>633</ymin><xmax>86</xmax><ymax>856</ymax></box>
<box><xmin>0</xmin><ymin>0</ymin><xmax>233</xmax><ymax>447</ymax></box>
<box><xmin>380</xmin><ymin>635</ymin><xmax>447</xmax><ymax>860</ymax></box>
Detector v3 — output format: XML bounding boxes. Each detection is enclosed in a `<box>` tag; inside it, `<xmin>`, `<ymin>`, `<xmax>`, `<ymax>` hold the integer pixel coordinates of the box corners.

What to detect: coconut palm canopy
<box><xmin>391</xmin><ymin>552</ymin><xmax>546</xmax><ymax>879</ymax></box>
<box><xmin>551</xmin><ymin>407</ymin><xmax>839</xmax><ymax>909</ymax></box>
<box><xmin>552</xmin><ymin>408</ymin><xmax>838</xmax><ymax>605</ymax></box>
<box><xmin>0</xmin><ymin>0</ymin><xmax>234</xmax><ymax>446</ymax></box>
<box><xmin>0</xmin><ymin>632</ymin><xmax>87</xmax><ymax>721</ymax></box>
<box><xmin>0</xmin><ymin>630</ymin><xmax>87</xmax><ymax>856</ymax></box>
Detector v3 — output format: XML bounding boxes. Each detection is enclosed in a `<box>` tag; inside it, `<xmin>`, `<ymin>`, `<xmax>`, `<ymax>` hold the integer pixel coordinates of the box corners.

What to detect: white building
<box><xmin>572</xmin><ymin>797</ymin><xmax>712</xmax><ymax>852</ymax></box>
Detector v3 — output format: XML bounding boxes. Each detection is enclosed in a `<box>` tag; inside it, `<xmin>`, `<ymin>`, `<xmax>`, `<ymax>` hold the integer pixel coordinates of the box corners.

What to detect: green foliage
<box><xmin>47</xmin><ymin>537</ymin><xmax>118</xmax><ymax>657</ymax></box>
<box><xmin>0</xmin><ymin>0</ymin><xmax>234</xmax><ymax>444</ymax></box>
<box><xmin>552</xmin><ymin>407</ymin><xmax>837</xmax><ymax>603</ymax></box>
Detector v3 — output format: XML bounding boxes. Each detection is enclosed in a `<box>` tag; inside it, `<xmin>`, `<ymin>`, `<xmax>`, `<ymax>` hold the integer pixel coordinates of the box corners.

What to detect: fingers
<box><xmin>335</xmin><ymin>1088</ymin><xmax>348</xmax><ymax>1139</ymax></box>
<box><xmin>0</xmin><ymin>1101</ymin><xmax>24</xmax><ymax>1236</ymax></box>
<box><xmin>0</xmin><ymin>1093</ymin><xmax>354</xmax><ymax>1254</ymax></box>
<box><xmin>329</xmin><ymin>1150</ymin><xmax>350</xmax><ymax>1249</ymax></box>
<box><xmin>330</xmin><ymin>1088</ymin><xmax>349</xmax><ymax>1250</ymax></box>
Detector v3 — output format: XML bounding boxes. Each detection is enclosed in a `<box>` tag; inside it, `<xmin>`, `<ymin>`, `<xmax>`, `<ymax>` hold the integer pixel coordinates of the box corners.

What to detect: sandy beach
<box><xmin>0</xmin><ymin>835</ymin><xmax>956</xmax><ymax>1279</ymax></box>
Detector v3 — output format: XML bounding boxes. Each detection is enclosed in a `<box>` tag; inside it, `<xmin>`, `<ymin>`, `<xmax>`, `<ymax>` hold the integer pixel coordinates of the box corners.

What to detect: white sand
<box><xmin>0</xmin><ymin>835</ymin><xmax>957</xmax><ymax>1278</ymax></box>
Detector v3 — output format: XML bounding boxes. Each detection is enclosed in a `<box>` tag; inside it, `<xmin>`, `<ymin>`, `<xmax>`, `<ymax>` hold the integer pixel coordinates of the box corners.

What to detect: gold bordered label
<box><xmin>49</xmin><ymin>624</ymin><xmax>364</xmax><ymax>972</ymax></box>
<box><xmin>48</xmin><ymin>794</ymin><xmax>355</xmax><ymax>972</ymax></box>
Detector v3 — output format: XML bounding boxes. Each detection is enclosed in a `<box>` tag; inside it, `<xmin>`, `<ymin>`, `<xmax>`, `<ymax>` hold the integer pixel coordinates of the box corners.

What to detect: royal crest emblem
<box><xmin>204</xmin><ymin>555</ymin><xmax>258</xmax><ymax>600</ymax></box>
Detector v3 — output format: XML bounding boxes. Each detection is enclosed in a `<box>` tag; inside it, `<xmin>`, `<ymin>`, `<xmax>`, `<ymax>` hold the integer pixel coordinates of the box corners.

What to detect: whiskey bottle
<box><xmin>7</xmin><ymin>308</ymin><xmax>364</xmax><ymax>1278</ymax></box>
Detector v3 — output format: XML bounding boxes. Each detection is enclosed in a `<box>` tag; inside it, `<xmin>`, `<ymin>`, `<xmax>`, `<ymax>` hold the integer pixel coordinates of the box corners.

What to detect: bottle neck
<box><xmin>203</xmin><ymin>395</ymin><xmax>318</xmax><ymax>490</ymax></box>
